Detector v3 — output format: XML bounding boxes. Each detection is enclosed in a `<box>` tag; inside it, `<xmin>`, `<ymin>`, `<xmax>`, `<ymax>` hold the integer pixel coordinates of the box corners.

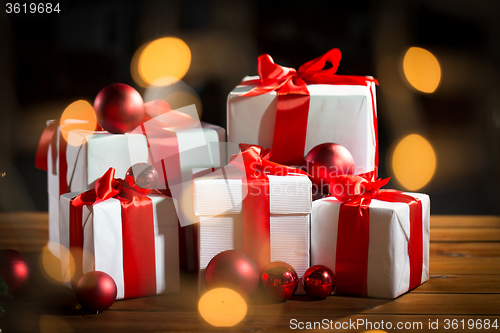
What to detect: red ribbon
<box><xmin>332</xmin><ymin>175</ymin><xmax>423</xmax><ymax>296</ymax></box>
<box><xmin>69</xmin><ymin>168</ymin><xmax>157</xmax><ymax>299</ymax></box>
<box><xmin>229</xmin><ymin>144</ymin><xmax>308</xmax><ymax>270</ymax></box>
<box><xmin>240</xmin><ymin>49</ymin><xmax>378</xmax><ymax>167</ymax></box>
<box><xmin>35</xmin><ymin>119</ymin><xmax>69</xmax><ymax>196</ymax></box>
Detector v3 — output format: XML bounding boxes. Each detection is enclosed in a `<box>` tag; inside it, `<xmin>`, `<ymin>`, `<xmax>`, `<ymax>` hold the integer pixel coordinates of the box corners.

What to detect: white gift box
<box><xmin>311</xmin><ymin>193</ymin><xmax>430</xmax><ymax>299</ymax></box>
<box><xmin>59</xmin><ymin>192</ymin><xmax>180</xmax><ymax>300</ymax></box>
<box><xmin>227</xmin><ymin>76</ymin><xmax>377</xmax><ymax>174</ymax></box>
<box><xmin>193</xmin><ymin>166</ymin><xmax>312</xmax><ymax>293</ymax></box>
<box><xmin>45</xmin><ymin>118</ymin><xmax>225</xmax><ymax>259</ymax></box>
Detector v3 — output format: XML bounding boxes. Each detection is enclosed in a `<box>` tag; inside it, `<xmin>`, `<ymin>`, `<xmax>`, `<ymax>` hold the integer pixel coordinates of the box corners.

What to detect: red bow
<box><xmin>329</xmin><ymin>174</ymin><xmax>390</xmax><ymax>203</ymax></box>
<box><xmin>241</xmin><ymin>48</ymin><xmax>378</xmax><ymax>97</ymax></box>
<box><xmin>229</xmin><ymin>144</ymin><xmax>309</xmax><ymax>178</ymax></box>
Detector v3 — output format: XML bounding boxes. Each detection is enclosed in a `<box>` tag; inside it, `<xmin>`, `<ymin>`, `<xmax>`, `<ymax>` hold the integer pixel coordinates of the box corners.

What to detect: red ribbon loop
<box><xmin>241</xmin><ymin>48</ymin><xmax>377</xmax><ymax>98</ymax></box>
<box><xmin>330</xmin><ymin>175</ymin><xmax>390</xmax><ymax>203</ymax></box>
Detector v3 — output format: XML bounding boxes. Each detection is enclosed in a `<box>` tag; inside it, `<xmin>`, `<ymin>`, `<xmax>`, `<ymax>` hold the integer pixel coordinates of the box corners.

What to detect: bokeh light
<box><xmin>391</xmin><ymin>134</ymin><xmax>437</xmax><ymax>191</ymax></box>
<box><xmin>40</xmin><ymin>243</ymin><xmax>75</xmax><ymax>283</ymax></box>
<box><xmin>39</xmin><ymin>315</ymin><xmax>72</xmax><ymax>333</ymax></box>
<box><xmin>198</xmin><ymin>288</ymin><xmax>247</xmax><ymax>327</ymax></box>
<box><xmin>132</xmin><ymin>37</ymin><xmax>191</xmax><ymax>88</ymax></box>
<box><xmin>403</xmin><ymin>47</ymin><xmax>441</xmax><ymax>93</ymax></box>
<box><xmin>144</xmin><ymin>79</ymin><xmax>202</xmax><ymax>119</ymax></box>
<box><xmin>60</xmin><ymin>100</ymin><xmax>98</xmax><ymax>146</ymax></box>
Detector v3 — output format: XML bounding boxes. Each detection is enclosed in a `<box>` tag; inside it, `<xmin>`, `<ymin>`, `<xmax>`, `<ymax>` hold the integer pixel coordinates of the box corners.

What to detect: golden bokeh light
<box><xmin>403</xmin><ymin>47</ymin><xmax>441</xmax><ymax>93</ymax></box>
<box><xmin>391</xmin><ymin>134</ymin><xmax>436</xmax><ymax>191</ymax></box>
<box><xmin>198</xmin><ymin>288</ymin><xmax>247</xmax><ymax>327</ymax></box>
<box><xmin>131</xmin><ymin>42</ymin><xmax>149</xmax><ymax>88</ymax></box>
<box><xmin>40</xmin><ymin>243</ymin><xmax>75</xmax><ymax>283</ymax></box>
<box><xmin>133</xmin><ymin>37</ymin><xmax>191</xmax><ymax>87</ymax></box>
<box><xmin>39</xmin><ymin>315</ymin><xmax>72</xmax><ymax>333</ymax></box>
<box><xmin>60</xmin><ymin>100</ymin><xmax>97</xmax><ymax>146</ymax></box>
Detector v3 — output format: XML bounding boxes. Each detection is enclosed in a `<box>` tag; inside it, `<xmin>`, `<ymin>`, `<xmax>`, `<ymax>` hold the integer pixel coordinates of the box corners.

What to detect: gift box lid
<box><xmin>193</xmin><ymin>166</ymin><xmax>312</xmax><ymax>216</ymax></box>
<box><xmin>229</xmin><ymin>76</ymin><xmax>375</xmax><ymax>97</ymax></box>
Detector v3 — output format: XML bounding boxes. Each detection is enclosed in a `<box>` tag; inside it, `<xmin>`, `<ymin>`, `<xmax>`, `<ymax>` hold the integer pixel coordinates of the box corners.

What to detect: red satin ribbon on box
<box><xmin>35</xmin><ymin>119</ymin><xmax>69</xmax><ymax>196</ymax></box>
<box><xmin>69</xmin><ymin>168</ymin><xmax>157</xmax><ymax>299</ymax></box>
<box><xmin>137</xmin><ymin>109</ymin><xmax>206</xmax><ymax>271</ymax></box>
<box><xmin>240</xmin><ymin>49</ymin><xmax>379</xmax><ymax>171</ymax></box>
<box><xmin>332</xmin><ymin>175</ymin><xmax>423</xmax><ymax>296</ymax></box>
<box><xmin>228</xmin><ymin>144</ymin><xmax>309</xmax><ymax>270</ymax></box>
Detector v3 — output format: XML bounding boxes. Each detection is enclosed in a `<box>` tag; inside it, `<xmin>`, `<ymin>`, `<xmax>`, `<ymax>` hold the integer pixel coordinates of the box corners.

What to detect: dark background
<box><xmin>1</xmin><ymin>0</ymin><xmax>499</xmax><ymax>214</ymax></box>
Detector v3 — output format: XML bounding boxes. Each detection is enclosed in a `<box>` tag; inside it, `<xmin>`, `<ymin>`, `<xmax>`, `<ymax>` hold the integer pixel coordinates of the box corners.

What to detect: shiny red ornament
<box><xmin>0</xmin><ymin>249</ymin><xmax>32</xmax><ymax>295</ymax></box>
<box><xmin>204</xmin><ymin>250</ymin><xmax>259</xmax><ymax>298</ymax></box>
<box><xmin>124</xmin><ymin>163</ymin><xmax>159</xmax><ymax>195</ymax></box>
<box><xmin>302</xmin><ymin>265</ymin><xmax>336</xmax><ymax>298</ymax></box>
<box><xmin>304</xmin><ymin>143</ymin><xmax>355</xmax><ymax>196</ymax></box>
<box><xmin>94</xmin><ymin>83</ymin><xmax>144</xmax><ymax>134</ymax></box>
<box><xmin>75</xmin><ymin>271</ymin><xmax>117</xmax><ymax>312</ymax></box>
<box><xmin>259</xmin><ymin>261</ymin><xmax>299</xmax><ymax>301</ymax></box>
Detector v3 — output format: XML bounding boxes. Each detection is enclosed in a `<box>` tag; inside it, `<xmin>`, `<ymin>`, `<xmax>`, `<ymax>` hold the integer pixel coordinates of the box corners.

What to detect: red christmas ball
<box><xmin>204</xmin><ymin>250</ymin><xmax>259</xmax><ymax>298</ymax></box>
<box><xmin>75</xmin><ymin>271</ymin><xmax>117</xmax><ymax>312</ymax></box>
<box><xmin>259</xmin><ymin>261</ymin><xmax>299</xmax><ymax>301</ymax></box>
<box><xmin>0</xmin><ymin>249</ymin><xmax>32</xmax><ymax>295</ymax></box>
<box><xmin>302</xmin><ymin>265</ymin><xmax>336</xmax><ymax>298</ymax></box>
<box><xmin>304</xmin><ymin>143</ymin><xmax>355</xmax><ymax>196</ymax></box>
<box><xmin>124</xmin><ymin>163</ymin><xmax>159</xmax><ymax>195</ymax></box>
<box><xmin>94</xmin><ymin>83</ymin><xmax>144</xmax><ymax>134</ymax></box>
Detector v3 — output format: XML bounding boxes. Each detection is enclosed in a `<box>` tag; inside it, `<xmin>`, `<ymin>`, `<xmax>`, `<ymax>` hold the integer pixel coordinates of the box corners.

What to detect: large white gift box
<box><xmin>60</xmin><ymin>191</ymin><xmax>180</xmax><ymax>300</ymax></box>
<box><xmin>227</xmin><ymin>76</ymin><xmax>377</xmax><ymax>174</ymax></box>
<box><xmin>311</xmin><ymin>192</ymin><xmax>430</xmax><ymax>299</ymax></box>
<box><xmin>192</xmin><ymin>164</ymin><xmax>312</xmax><ymax>293</ymax></box>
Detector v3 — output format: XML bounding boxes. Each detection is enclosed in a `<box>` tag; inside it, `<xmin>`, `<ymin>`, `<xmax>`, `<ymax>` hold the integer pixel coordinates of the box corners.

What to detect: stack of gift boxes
<box><xmin>36</xmin><ymin>48</ymin><xmax>430</xmax><ymax>301</ymax></box>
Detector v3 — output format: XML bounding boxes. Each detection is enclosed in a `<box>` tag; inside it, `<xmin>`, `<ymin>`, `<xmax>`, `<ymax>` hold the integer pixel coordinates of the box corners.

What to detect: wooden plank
<box><xmin>431</xmin><ymin>215</ymin><xmax>500</xmax><ymax>228</ymax></box>
<box><xmin>415</xmin><ymin>275</ymin><xmax>500</xmax><ymax>294</ymax></box>
<box><xmin>0</xmin><ymin>212</ymin><xmax>49</xmax><ymax>252</ymax></box>
<box><xmin>247</xmin><ymin>294</ymin><xmax>500</xmax><ymax>316</ymax></box>
<box><xmin>431</xmin><ymin>228</ymin><xmax>500</xmax><ymax>242</ymax></box>
<box><xmin>431</xmin><ymin>256</ymin><xmax>500</xmax><ymax>274</ymax></box>
<box><xmin>5</xmin><ymin>311</ymin><xmax>500</xmax><ymax>333</ymax></box>
<box><xmin>431</xmin><ymin>242</ymin><xmax>500</xmax><ymax>257</ymax></box>
<box><xmin>430</xmin><ymin>242</ymin><xmax>500</xmax><ymax>274</ymax></box>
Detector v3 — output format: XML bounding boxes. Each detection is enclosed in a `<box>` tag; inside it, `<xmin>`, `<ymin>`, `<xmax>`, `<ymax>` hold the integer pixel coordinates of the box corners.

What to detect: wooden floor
<box><xmin>0</xmin><ymin>213</ymin><xmax>499</xmax><ymax>332</ymax></box>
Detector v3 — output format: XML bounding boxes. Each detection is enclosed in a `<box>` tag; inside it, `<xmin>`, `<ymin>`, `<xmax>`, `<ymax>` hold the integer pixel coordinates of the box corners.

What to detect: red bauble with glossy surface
<box><xmin>302</xmin><ymin>265</ymin><xmax>336</xmax><ymax>298</ymax></box>
<box><xmin>259</xmin><ymin>261</ymin><xmax>299</xmax><ymax>301</ymax></box>
<box><xmin>0</xmin><ymin>249</ymin><xmax>32</xmax><ymax>295</ymax></box>
<box><xmin>94</xmin><ymin>83</ymin><xmax>144</xmax><ymax>134</ymax></box>
<box><xmin>124</xmin><ymin>163</ymin><xmax>159</xmax><ymax>195</ymax></box>
<box><xmin>304</xmin><ymin>143</ymin><xmax>355</xmax><ymax>195</ymax></box>
<box><xmin>75</xmin><ymin>271</ymin><xmax>117</xmax><ymax>312</ymax></box>
<box><xmin>204</xmin><ymin>250</ymin><xmax>259</xmax><ymax>298</ymax></box>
